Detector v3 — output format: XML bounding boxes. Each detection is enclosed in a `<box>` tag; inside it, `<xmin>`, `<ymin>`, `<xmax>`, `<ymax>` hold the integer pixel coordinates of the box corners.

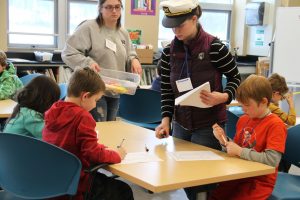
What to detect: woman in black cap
<box><xmin>155</xmin><ymin>0</ymin><xmax>241</xmax><ymax>199</ymax></box>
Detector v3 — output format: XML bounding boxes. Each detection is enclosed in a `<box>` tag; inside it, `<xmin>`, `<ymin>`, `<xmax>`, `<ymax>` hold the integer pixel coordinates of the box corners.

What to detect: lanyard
<box><xmin>179</xmin><ymin>46</ymin><xmax>190</xmax><ymax>79</ymax></box>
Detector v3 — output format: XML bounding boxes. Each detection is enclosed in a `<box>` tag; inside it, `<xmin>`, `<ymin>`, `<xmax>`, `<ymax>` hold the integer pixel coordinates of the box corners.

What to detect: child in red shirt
<box><xmin>43</xmin><ymin>67</ymin><xmax>133</xmax><ymax>200</ymax></box>
<box><xmin>210</xmin><ymin>75</ymin><xmax>287</xmax><ymax>200</ymax></box>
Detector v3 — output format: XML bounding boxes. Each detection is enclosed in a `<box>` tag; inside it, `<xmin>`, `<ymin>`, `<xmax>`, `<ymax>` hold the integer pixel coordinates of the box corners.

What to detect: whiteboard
<box><xmin>273</xmin><ymin>7</ymin><xmax>300</xmax><ymax>83</ymax></box>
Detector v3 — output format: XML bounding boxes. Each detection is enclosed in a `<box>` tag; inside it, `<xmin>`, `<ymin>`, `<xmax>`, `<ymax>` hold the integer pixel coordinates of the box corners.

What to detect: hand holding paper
<box><xmin>175</xmin><ymin>82</ymin><xmax>212</xmax><ymax>108</ymax></box>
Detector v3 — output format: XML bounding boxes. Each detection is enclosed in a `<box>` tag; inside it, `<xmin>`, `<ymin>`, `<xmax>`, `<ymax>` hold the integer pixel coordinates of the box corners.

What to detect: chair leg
<box><xmin>84</xmin><ymin>172</ymin><xmax>96</xmax><ymax>200</ymax></box>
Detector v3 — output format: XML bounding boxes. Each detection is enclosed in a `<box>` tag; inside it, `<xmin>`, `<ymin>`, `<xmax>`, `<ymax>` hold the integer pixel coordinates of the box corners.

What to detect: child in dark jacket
<box><xmin>42</xmin><ymin>67</ymin><xmax>133</xmax><ymax>200</ymax></box>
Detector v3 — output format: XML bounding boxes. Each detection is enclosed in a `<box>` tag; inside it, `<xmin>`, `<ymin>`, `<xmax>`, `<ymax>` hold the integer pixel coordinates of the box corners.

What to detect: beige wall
<box><xmin>231</xmin><ymin>0</ymin><xmax>280</xmax><ymax>56</ymax></box>
<box><xmin>289</xmin><ymin>0</ymin><xmax>300</xmax><ymax>6</ymax></box>
<box><xmin>281</xmin><ymin>0</ymin><xmax>300</xmax><ymax>6</ymax></box>
<box><xmin>124</xmin><ymin>1</ymin><xmax>160</xmax><ymax>51</ymax></box>
<box><xmin>0</xmin><ymin>0</ymin><xmax>7</xmax><ymax>51</ymax></box>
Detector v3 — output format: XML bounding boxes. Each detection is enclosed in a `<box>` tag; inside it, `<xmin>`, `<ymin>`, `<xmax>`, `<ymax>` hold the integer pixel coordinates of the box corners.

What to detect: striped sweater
<box><xmin>161</xmin><ymin>39</ymin><xmax>241</xmax><ymax>119</ymax></box>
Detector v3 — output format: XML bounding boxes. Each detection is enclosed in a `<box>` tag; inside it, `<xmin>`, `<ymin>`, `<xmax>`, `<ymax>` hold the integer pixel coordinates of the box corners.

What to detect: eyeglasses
<box><xmin>103</xmin><ymin>4</ymin><xmax>122</xmax><ymax>12</ymax></box>
<box><xmin>277</xmin><ymin>91</ymin><xmax>287</xmax><ymax>100</ymax></box>
<box><xmin>280</xmin><ymin>93</ymin><xmax>287</xmax><ymax>100</ymax></box>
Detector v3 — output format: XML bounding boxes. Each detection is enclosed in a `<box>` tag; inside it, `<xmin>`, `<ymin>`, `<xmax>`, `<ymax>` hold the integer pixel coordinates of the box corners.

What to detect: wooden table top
<box><xmin>96</xmin><ymin>121</ymin><xmax>275</xmax><ymax>193</ymax></box>
<box><xmin>0</xmin><ymin>99</ymin><xmax>17</xmax><ymax>118</ymax></box>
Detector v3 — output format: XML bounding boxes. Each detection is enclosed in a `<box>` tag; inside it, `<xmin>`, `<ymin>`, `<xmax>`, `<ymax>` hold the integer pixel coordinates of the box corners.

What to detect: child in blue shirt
<box><xmin>4</xmin><ymin>75</ymin><xmax>60</xmax><ymax>139</ymax></box>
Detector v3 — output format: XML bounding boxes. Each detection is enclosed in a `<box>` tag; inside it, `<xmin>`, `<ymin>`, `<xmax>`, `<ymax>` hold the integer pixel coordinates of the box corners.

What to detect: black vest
<box><xmin>170</xmin><ymin>26</ymin><xmax>226</xmax><ymax>130</ymax></box>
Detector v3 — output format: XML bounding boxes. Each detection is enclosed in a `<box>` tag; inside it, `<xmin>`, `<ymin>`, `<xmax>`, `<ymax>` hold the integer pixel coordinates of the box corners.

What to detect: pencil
<box><xmin>221</xmin><ymin>135</ymin><xmax>227</xmax><ymax>146</ymax></box>
<box><xmin>117</xmin><ymin>138</ymin><xmax>125</xmax><ymax>148</ymax></box>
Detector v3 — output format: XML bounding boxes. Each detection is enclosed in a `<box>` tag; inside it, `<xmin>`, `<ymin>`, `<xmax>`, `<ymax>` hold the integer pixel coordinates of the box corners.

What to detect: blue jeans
<box><xmin>90</xmin><ymin>96</ymin><xmax>119</xmax><ymax>122</ymax></box>
<box><xmin>172</xmin><ymin>121</ymin><xmax>224</xmax><ymax>200</ymax></box>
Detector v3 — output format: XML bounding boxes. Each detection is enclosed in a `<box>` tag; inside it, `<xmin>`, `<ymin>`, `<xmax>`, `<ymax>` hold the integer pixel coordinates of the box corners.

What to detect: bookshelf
<box><xmin>141</xmin><ymin>64</ymin><xmax>158</xmax><ymax>86</ymax></box>
<box><xmin>6</xmin><ymin>52</ymin><xmax>158</xmax><ymax>86</ymax></box>
<box><xmin>6</xmin><ymin>52</ymin><xmax>72</xmax><ymax>83</ymax></box>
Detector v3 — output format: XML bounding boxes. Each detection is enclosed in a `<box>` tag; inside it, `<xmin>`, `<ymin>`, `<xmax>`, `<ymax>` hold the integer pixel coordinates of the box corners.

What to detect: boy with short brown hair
<box><xmin>43</xmin><ymin>67</ymin><xmax>133</xmax><ymax>200</ymax></box>
<box><xmin>210</xmin><ymin>75</ymin><xmax>287</xmax><ymax>200</ymax></box>
<box><xmin>268</xmin><ymin>73</ymin><xmax>296</xmax><ymax>126</ymax></box>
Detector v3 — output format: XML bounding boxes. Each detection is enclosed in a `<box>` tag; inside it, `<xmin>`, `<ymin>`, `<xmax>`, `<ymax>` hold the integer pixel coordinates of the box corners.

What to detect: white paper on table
<box><xmin>169</xmin><ymin>151</ymin><xmax>224</xmax><ymax>161</ymax></box>
<box><xmin>175</xmin><ymin>82</ymin><xmax>212</xmax><ymax>108</ymax></box>
<box><xmin>119</xmin><ymin>152</ymin><xmax>163</xmax><ymax>164</ymax></box>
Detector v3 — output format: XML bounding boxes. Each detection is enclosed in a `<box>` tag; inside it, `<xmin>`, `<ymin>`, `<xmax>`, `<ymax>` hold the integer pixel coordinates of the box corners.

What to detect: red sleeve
<box><xmin>76</xmin><ymin>114</ymin><xmax>121</xmax><ymax>164</ymax></box>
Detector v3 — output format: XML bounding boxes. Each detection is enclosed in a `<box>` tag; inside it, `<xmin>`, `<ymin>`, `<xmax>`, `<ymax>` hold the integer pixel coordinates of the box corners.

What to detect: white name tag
<box><xmin>176</xmin><ymin>78</ymin><xmax>193</xmax><ymax>93</ymax></box>
<box><xmin>105</xmin><ymin>39</ymin><xmax>116</xmax><ymax>53</ymax></box>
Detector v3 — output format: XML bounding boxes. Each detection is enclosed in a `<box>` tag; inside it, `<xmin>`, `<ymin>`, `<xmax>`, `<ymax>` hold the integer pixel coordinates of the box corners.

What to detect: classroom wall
<box><xmin>232</xmin><ymin>0</ymin><xmax>300</xmax><ymax>56</ymax></box>
<box><xmin>124</xmin><ymin>0</ymin><xmax>160</xmax><ymax>50</ymax></box>
<box><xmin>246</xmin><ymin>0</ymin><xmax>279</xmax><ymax>56</ymax></box>
<box><xmin>281</xmin><ymin>0</ymin><xmax>300</xmax><ymax>6</ymax></box>
<box><xmin>0</xmin><ymin>0</ymin><xmax>8</xmax><ymax>51</ymax></box>
<box><xmin>0</xmin><ymin>0</ymin><xmax>298</xmax><ymax>54</ymax></box>
<box><xmin>231</xmin><ymin>0</ymin><xmax>279</xmax><ymax>56</ymax></box>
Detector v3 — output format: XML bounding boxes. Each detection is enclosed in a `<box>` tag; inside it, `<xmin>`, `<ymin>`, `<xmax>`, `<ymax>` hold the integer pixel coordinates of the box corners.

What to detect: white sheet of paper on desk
<box><xmin>8</xmin><ymin>58</ymin><xmax>32</xmax><ymax>62</ymax></box>
<box><xmin>169</xmin><ymin>151</ymin><xmax>224</xmax><ymax>161</ymax></box>
<box><xmin>175</xmin><ymin>82</ymin><xmax>212</xmax><ymax>108</ymax></box>
<box><xmin>120</xmin><ymin>152</ymin><xmax>162</xmax><ymax>164</ymax></box>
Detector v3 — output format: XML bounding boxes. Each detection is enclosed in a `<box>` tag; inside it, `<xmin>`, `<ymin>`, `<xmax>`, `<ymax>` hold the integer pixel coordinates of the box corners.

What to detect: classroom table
<box><xmin>0</xmin><ymin>99</ymin><xmax>17</xmax><ymax>118</ymax></box>
<box><xmin>96</xmin><ymin>121</ymin><xmax>275</xmax><ymax>193</ymax></box>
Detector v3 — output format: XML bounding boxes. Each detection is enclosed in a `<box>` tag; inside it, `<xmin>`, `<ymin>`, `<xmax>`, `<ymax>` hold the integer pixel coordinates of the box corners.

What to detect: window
<box><xmin>200</xmin><ymin>10</ymin><xmax>231</xmax><ymax>43</ymax></box>
<box><xmin>158</xmin><ymin>0</ymin><xmax>233</xmax><ymax>49</ymax></box>
<box><xmin>8</xmin><ymin>0</ymin><xmax>57</xmax><ymax>49</ymax></box>
<box><xmin>68</xmin><ymin>0</ymin><xmax>98</xmax><ymax>35</ymax></box>
<box><xmin>7</xmin><ymin>0</ymin><xmax>125</xmax><ymax>50</ymax></box>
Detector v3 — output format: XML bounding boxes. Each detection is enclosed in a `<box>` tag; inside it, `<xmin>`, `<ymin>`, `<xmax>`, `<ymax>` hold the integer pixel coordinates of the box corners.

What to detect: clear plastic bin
<box><xmin>99</xmin><ymin>68</ymin><xmax>140</xmax><ymax>95</ymax></box>
<box><xmin>34</xmin><ymin>51</ymin><xmax>53</xmax><ymax>62</ymax></box>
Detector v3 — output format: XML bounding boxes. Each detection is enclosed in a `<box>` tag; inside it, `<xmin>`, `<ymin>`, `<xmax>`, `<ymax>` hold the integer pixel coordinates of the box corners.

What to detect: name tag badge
<box><xmin>176</xmin><ymin>78</ymin><xmax>193</xmax><ymax>93</ymax></box>
<box><xmin>105</xmin><ymin>39</ymin><xmax>117</xmax><ymax>53</ymax></box>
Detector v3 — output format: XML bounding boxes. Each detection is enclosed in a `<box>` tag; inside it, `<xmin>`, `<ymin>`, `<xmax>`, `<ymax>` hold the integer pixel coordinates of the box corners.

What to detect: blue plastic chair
<box><xmin>19</xmin><ymin>73</ymin><xmax>43</xmax><ymax>86</ymax></box>
<box><xmin>228</xmin><ymin>106</ymin><xmax>244</xmax><ymax>117</ymax></box>
<box><xmin>222</xmin><ymin>75</ymin><xmax>227</xmax><ymax>89</ymax></box>
<box><xmin>269</xmin><ymin>124</ymin><xmax>300</xmax><ymax>200</ymax></box>
<box><xmin>59</xmin><ymin>83</ymin><xmax>68</xmax><ymax>100</ymax></box>
<box><xmin>118</xmin><ymin>88</ymin><xmax>161</xmax><ymax>130</ymax></box>
<box><xmin>225</xmin><ymin>110</ymin><xmax>240</xmax><ymax>139</ymax></box>
<box><xmin>0</xmin><ymin>133</ymin><xmax>81</xmax><ymax>199</ymax></box>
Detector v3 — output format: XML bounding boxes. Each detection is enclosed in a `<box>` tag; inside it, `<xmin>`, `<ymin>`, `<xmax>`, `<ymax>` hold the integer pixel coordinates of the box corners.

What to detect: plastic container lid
<box><xmin>99</xmin><ymin>68</ymin><xmax>140</xmax><ymax>95</ymax></box>
<box><xmin>34</xmin><ymin>51</ymin><xmax>53</xmax><ymax>62</ymax></box>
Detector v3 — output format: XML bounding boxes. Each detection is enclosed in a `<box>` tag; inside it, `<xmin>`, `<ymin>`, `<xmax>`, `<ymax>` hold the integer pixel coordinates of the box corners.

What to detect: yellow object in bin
<box><xmin>99</xmin><ymin>68</ymin><xmax>140</xmax><ymax>95</ymax></box>
<box><xmin>105</xmin><ymin>84</ymin><xmax>128</xmax><ymax>94</ymax></box>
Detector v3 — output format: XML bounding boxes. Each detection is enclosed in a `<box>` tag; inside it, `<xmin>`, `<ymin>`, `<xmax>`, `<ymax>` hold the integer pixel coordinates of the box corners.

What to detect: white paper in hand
<box><xmin>175</xmin><ymin>82</ymin><xmax>212</xmax><ymax>108</ymax></box>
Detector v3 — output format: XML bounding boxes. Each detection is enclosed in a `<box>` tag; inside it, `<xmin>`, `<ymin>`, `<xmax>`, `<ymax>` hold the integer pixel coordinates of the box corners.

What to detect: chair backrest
<box><xmin>0</xmin><ymin>133</ymin><xmax>81</xmax><ymax>199</ymax></box>
<box><xmin>283</xmin><ymin>124</ymin><xmax>300</xmax><ymax>168</ymax></box>
<box><xmin>118</xmin><ymin>88</ymin><xmax>161</xmax><ymax>123</ymax></box>
<box><xmin>58</xmin><ymin>83</ymin><xmax>68</xmax><ymax>100</ymax></box>
<box><xmin>225</xmin><ymin>110</ymin><xmax>240</xmax><ymax>139</ymax></box>
<box><xmin>19</xmin><ymin>73</ymin><xmax>43</xmax><ymax>86</ymax></box>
